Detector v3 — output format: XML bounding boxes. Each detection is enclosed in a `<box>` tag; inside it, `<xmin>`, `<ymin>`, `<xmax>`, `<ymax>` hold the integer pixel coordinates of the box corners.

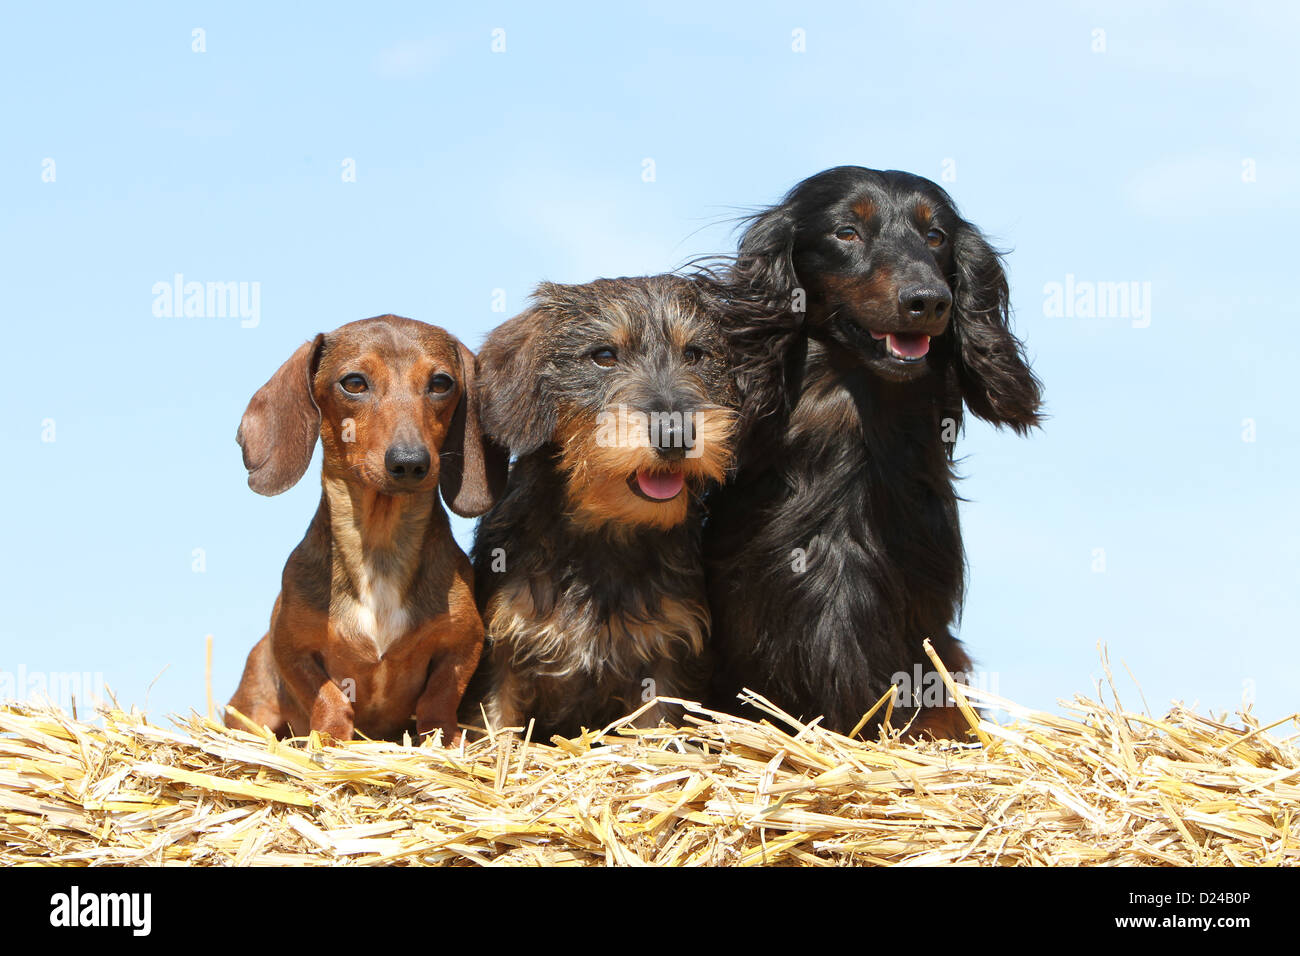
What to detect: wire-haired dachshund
<box><xmin>226</xmin><ymin>315</ymin><xmax>506</xmax><ymax>744</ymax></box>
<box><xmin>705</xmin><ymin>166</ymin><xmax>1043</xmax><ymax>738</ymax></box>
<box><xmin>463</xmin><ymin>276</ymin><xmax>738</xmax><ymax>739</ymax></box>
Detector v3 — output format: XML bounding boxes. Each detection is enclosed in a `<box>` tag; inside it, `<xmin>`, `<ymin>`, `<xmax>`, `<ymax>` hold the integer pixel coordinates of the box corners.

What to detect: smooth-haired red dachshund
<box><xmin>227</xmin><ymin>315</ymin><xmax>506</xmax><ymax>744</ymax></box>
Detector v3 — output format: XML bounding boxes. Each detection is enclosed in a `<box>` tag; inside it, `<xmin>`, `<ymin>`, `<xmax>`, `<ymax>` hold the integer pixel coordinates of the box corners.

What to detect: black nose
<box><xmin>385</xmin><ymin>443</ymin><xmax>431</xmax><ymax>482</ymax></box>
<box><xmin>898</xmin><ymin>285</ymin><xmax>952</xmax><ymax>324</ymax></box>
<box><xmin>652</xmin><ymin>415</ymin><xmax>687</xmax><ymax>461</ymax></box>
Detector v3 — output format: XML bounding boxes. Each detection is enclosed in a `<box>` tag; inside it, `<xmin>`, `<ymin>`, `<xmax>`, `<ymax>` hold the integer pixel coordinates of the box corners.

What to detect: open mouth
<box><xmin>628</xmin><ymin>468</ymin><xmax>686</xmax><ymax>502</ymax></box>
<box><xmin>870</xmin><ymin>330</ymin><xmax>931</xmax><ymax>363</ymax></box>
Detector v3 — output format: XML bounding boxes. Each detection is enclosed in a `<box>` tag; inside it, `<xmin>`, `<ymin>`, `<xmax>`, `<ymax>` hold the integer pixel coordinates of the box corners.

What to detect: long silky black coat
<box><xmin>704</xmin><ymin>167</ymin><xmax>1042</xmax><ymax>737</ymax></box>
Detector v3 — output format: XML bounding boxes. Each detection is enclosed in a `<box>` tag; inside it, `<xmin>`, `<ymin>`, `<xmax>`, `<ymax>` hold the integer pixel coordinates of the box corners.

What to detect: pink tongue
<box><xmin>886</xmin><ymin>332</ymin><xmax>930</xmax><ymax>358</ymax></box>
<box><xmin>636</xmin><ymin>470</ymin><xmax>685</xmax><ymax>500</ymax></box>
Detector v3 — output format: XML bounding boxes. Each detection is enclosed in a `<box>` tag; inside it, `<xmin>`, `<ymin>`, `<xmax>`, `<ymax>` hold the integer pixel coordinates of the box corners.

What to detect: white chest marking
<box><xmin>352</xmin><ymin>563</ymin><xmax>411</xmax><ymax>659</ymax></box>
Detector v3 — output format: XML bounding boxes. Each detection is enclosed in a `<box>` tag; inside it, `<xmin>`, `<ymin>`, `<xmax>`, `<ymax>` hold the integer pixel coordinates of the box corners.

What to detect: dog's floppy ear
<box><xmin>733</xmin><ymin>204</ymin><xmax>799</xmax><ymax>303</ymax></box>
<box><xmin>693</xmin><ymin>269</ymin><xmax>804</xmax><ymax>452</ymax></box>
<box><xmin>237</xmin><ymin>334</ymin><xmax>326</xmax><ymax>495</ymax></box>
<box><xmin>440</xmin><ymin>340</ymin><xmax>509</xmax><ymax>518</ymax></box>
<box><xmin>475</xmin><ymin>293</ymin><xmax>557</xmax><ymax>455</ymax></box>
<box><xmin>949</xmin><ymin>223</ymin><xmax>1043</xmax><ymax>434</ymax></box>
<box><xmin>709</xmin><ymin>205</ymin><xmax>806</xmax><ymax>447</ymax></box>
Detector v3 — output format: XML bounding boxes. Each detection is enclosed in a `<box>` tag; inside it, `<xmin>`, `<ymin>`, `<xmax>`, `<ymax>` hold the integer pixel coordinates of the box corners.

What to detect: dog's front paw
<box><xmin>311</xmin><ymin>698</ymin><xmax>355</xmax><ymax>742</ymax></box>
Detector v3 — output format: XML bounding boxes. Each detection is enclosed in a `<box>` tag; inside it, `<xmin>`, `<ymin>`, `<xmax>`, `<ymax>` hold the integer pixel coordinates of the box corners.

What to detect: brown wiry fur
<box><xmin>557</xmin><ymin>404</ymin><xmax>734</xmax><ymax>533</ymax></box>
<box><xmin>461</xmin><ymin>276</ymin><xmax>738</xmax><ymax>739</ymax></box>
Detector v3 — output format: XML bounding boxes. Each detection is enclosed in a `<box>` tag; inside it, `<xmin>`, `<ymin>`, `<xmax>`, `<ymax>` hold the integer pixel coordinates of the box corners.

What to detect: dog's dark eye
<box><xmin>683</xmin><ymin>346</ymin><xmax>705</xmax><ymax>364</ymax></box>
<box><xmin>591</xmin><ymin>348</ymin><xmax>618</xmax><ymax>368</ymax></box>
<box><xmin>428</xmin><ymin>373</ymin><xmax>455</xmax><ymax>395</ymax></box>
<box><xmin>340</xmin><ymin>374</ymin><xmax>369</xmax><ymax>394</ymax></box>
<box><xmin>834</xmin><ymin>227</ymin><xmax>861</xmax><ymax>242</ymax></box>
<box><xmin>926</xmin><ymin>228</ymin><xmax>947</xmax><ymax>248</ymax></box>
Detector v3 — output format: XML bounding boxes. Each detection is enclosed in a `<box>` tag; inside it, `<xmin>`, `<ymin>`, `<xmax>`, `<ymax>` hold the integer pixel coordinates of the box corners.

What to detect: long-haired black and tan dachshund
<box><xmin>463</xmin><ymin>276</ymin><xmax>738</xmax><ymax>739</ymax></box>
<box><xmin>704</xmin><ymin>166</ymin><xmax>1042</xmax><ymax>738</ymax></box>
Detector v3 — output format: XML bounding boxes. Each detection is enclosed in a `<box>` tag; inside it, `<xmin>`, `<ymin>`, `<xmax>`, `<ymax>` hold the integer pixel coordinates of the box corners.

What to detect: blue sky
<box><xmin>2</xmin><ymin>2</ymin><xmax>1296</xmax><ymax>727</ymax></box>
